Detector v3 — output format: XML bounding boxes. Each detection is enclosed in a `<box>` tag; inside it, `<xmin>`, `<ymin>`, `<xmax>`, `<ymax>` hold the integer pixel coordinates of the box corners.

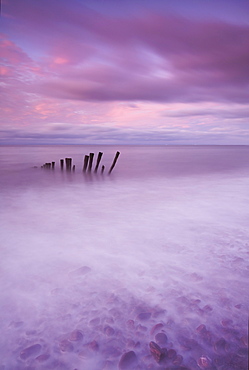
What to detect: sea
<box><xmin>0</xmin><ymin>145</ymin><xmax>248</xmax><ymax>369</ymax></box>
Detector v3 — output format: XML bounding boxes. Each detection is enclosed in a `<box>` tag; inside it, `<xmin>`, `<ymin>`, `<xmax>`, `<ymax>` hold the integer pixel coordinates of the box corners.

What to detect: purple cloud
<box><xmin>1</xmin><ymin>0</ymin><xmax>249</xmax><ymax>144</ymax></box>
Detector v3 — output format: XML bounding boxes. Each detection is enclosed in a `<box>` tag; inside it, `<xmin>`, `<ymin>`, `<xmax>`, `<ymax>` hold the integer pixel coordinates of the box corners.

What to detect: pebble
<box><xmin>197</xmin><ymin>355</ymin><xmax>212</xmax><ymax>368</ymax></box>
<box><xmin>150</xmin><ymin>323</ymin><xmax>164</xmax><ymax>335</ymax></box>
<box><xmin>137</xmin><ymin>312</ymin><xmax>151</xmax><ymax>321</ymax></box>
<box><xmin>178</xmin><ymin>336</ymin><xmax>199</xmax><ymax>351</ymax></box>
<box><xmin>69</xmin><ymin>330</ymin><xmax>83</xmax><ymax>341</ymax></box>
<box><xmin>214</xmin><ymin>338</ymin><xmax>227</xmax><ymax>354</ymax></box>
<box><xmin>9</xmin><ymin>321</ymin><xmax>24</xmax><ymax>328</ymax></box>
<box><xmin>196</xmin><ymin>325</ymin><xmax>212</xmax><ymax>344</ymax></box>
<box><xmin>126</xmin><ymin>320</ymin><xmax>135</xmax><ymax>330</ymax></box>
<box><xmin>26</xmin><ymin>330</ymin><xmax>37</xmax><ymax>336</ymax></box>
<box><xmin>20</xmin><ymin>344</ymin><xmax>42</xmax><ymax>360</ymax></box>
<box><xmin>203</xmin><ymin>305</ymin><xmax>213</xmax><ymax>313</ymax></box>
<box><xmin>167</xmin><ymin>349</ymin><xmax>177</xmax><ymax>360</ymax></box>
<box><xmin>240</xmin><ymin>336</ymin><xmax>248</xmax><ymax>347</ymax></box>
<box><xmin>102</xmin><ymin>360</ymin><xmax>115</xmax><ymax>369</ymax></box>
<box><xmin>237</xmin><ymin>347</ymin><xmax>247</xmax><ymax>357</ymax></box>
<box><xmin>235</xmin><ymin>304</ymin><xmax>242</xmax><ymax>309</ymax></box>
<box><xmin>188</xmin><ymin>272</ymin><xmax>203</xmax><ymax>282</ymax></box>
<box><xmin>155</xmin><ymin>332</ymin><xmax>168</xmax><ymax>346</ymax></box>
<box><xmin>104</xmin><ymin>326</ymin><xmax>115</xmax><ymax>336</ymax></box>
<box><xmin>173</xmin><ymin>354</ymin><xmax>183</xmax><ymax>365</ymax></box>
<box><xmin>59</xmin><ymin>339</ymin><xmax>74</xmax><ymax>352</ymax></box>
<box><xmin>152</xmin><ymin>309</ymin><xmax>166</xmax><ymax>318</ymax></box>
<box><xmin>69</xmin><ymin>266</ymin><xmax>91</xmax><ymax>277</ymax></box>
<box><xmin>126</xmin><ymin>339</ymin><xmax>136</xmax><ymax>348</ymax></box>
<box><xmin>221</xmin><ymin>319</ymin><xmax>233</xmax><ymax>327</ymax></box>
<box><xmin>90</xmin><ymin>317</ymin><xmax>100</xmax><ymax>326</ymax></box>
<box><xmin>103</xmin><ymin>345</ymin><xmax>122</xmax><ymax>358</ymax></box>
<box><xmin>196</xmin><ymin>324</ymin><xmax>207</xmax><ymax>335</ymax></box>
<box><xmin>149</xmin><ymin>341</ymin><xmax>165</xmax><ymax>363</ymax></box>
<box><xmin>35</xmin><ymin>354</ymin><xmax>50</xmax><ymax>362</ymax></box>
<box><xmin>137</xmin><ymin>324</ymin><xmax>147</xmax><ymax>332</ymax></box>
<box><xmin>118</xmin><ymin>351</ymin><xmax>138</xmax><ymax>369</ymax></box>
<box><xmin>88</xmin><ymin>340</ymin><xmax>99</xmax><ymax>351</ymax></box>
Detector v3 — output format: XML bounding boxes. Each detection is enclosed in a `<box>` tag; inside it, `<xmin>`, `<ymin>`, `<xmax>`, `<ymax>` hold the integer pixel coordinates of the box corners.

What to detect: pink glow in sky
<box><xmin>1</xmin><ymin>0</ymin><xmax>249</xmax><ymax>144</ymax></box>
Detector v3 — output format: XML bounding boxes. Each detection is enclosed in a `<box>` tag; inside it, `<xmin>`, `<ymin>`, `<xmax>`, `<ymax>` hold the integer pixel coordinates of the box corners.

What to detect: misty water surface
<box><xmin>0</xmin><ymin>145</ymin><xmax>248</xmax><ymax>369</ymax></box>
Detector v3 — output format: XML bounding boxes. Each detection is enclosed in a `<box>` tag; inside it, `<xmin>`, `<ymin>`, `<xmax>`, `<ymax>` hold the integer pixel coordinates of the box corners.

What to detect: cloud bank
<box><xmin>1</xmin><ymin>0</ymin><xmax>249</xmax><ymax>144</ymax></box>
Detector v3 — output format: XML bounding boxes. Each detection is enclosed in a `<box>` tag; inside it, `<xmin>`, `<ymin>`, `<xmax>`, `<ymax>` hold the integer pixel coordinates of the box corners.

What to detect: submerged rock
<box><xmin>69</xmin><ymin>329</ymin><xmax>83</xmax><ymax>341</ymax></box>
<box><xmin>137</xmin><ymin>312</ymin><xmax>151</xmax><ymax>321</ymax></box>
<box><xmin>197</xmin><ymin>355</ymin><xmax>212</xmax><ymax>368</ymax></box>
<box><xmin>155</xmin><ymin>332</ymin><xmax>168</xmax><ymax>346</ymax></box>
<box><xmin>150</xmin><ymin>323</ymin><xmax>164</xmax><ymax>335</ymax></box>
<box><xmin>167</xmin><ymin>349</ymin><xmax>177</xmax><ymax>360</ymax></box>
<box><xmin>20</xmin><ymin>344</ymin><xmax>42</xmax><ymax>360</ymax></box>
<box><xmin>149</xmin><ymin>341</ymin><xmax>166</xmax><ymax>363</ymax></box>
<box><xmin>118</xmin><ymin>351</ymin><xmax>137</xmax><ymax>369</ymax></box>
<box><xmin>173</xmin><ymin>354</ymin><xmax>183</xmax><ymax>365</ymax></box>
<box><xmin>104</xmin><ymin>325</ymin><xmax>115</xmax><ymax>336</ymax></box>
<box><xmin>59</xmin><ymin>339</ymin><xmax>74</xmax><ymax>352</ymax></box>
<box><xmin>35</xmin><ymin>353</ymin><xmax>50</xmax><ymax>362</ymax></box>
<box><xmin>214</xmin><ymin>338</ymin><xmax>227</xmax><ymax>354</ymax></box>
<box><xmin>88</xmin><ymin>340</ymin><xmax>99</xmax><ymax>351</ymax></box>
<box><xmin>69</xmin><ymin>266</ymin><xmax>91</xmax><ymax>278</ymax></box>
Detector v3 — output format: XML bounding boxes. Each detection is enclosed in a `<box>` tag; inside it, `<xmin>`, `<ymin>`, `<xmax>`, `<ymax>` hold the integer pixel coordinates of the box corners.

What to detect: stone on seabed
<box><xmin>155</xmin><ymin>332</ymin><xmax>168</xmax><ymax>345</ymax></box>
<box><xmin>149</xmin><ymin>341</ymin><xmax>165</xmax><ymax>363</ymax></box>
<box><xmin>69</xmin><ymin>329</ymin><xmax>83</xmax><ymax>341</ymax></box>
<box><xmin>20</xmin><ymin>344</ymin><xmax>42</xmax><ymax>360</ymax></box>
<box><xmin>197</xmin><ymin>355</ymin><xmax>212</xmax><ymax>368</ymax></box>
<box><xmin>118</xmin><ymin>351</ymin><xmax>138</xmax><ymax>369</ymax></box>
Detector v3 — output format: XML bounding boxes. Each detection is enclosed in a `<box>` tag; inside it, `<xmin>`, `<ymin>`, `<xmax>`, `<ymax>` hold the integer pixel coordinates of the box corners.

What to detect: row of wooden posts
<box><xmin>41</xmin><ymin>151</ymin><xmax>120</xmax><ymax>175</ymax></box>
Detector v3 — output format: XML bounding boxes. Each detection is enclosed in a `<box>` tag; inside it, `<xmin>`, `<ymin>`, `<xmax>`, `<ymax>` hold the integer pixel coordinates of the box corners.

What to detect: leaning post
<box><xmin>94</xmin><ymin>152</ymin><xmax>103</xmax><ymax>173</ymax></box>
<box><xmin>108</xmin><ymin>151</ymin><xmax>120</xmax><ymax>174</ymax></box>
<box><xmin>88</xmin><ymin>153</ymin><xmax>94</xmax><ymax>172</ymax></box>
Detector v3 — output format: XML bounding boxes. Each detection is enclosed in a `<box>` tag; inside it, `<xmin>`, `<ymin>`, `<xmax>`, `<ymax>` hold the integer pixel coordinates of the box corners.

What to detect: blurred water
<box><xmin>0</xmin><ymin>145</ymin><xmax>248</xmax><ymax>369</ymax></box>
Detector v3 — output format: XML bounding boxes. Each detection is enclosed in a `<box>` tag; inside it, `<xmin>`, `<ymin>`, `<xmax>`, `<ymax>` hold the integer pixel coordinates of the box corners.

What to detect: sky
<box><xmin>1</xmin><ymin>0</ymin><xmax>249</xmax><ymax>145</ymax></box>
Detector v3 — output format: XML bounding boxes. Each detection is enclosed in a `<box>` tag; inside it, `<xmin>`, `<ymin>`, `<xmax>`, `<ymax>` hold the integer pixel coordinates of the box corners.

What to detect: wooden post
<box><xmin>94</xmin><ymin>152</ymin><xmax>103</xmax><ymax>173</ymax></box>
<box><xmin>65</xmin><ymin>158</ymin><xmax>72</xmax><ymax>171</ymax></box>
<box><xmin>83</xmin><ymin>155</ymin><xmax>89</xmax><ymax>172</ymax></box>
<box><xmin>88</xmin><ymin>153</ymin><xmax>94</xmax><ymax>172</ymax></box>
<box><xmin>73</xmin><ymin>165</ymin><xmax>75</xmax><ymax>172</ymax></box>
<box><xmin>52</xmin><ymin>162</ymin><xmax>55</xmax><ymax>169</ymax></box>
<box><xmin>60</xmin><ymin>159</ymin><xmax>64</xmax><ymax>170</ymax></box>
<box><xmin>65</xmin><ymin>158</ymin><xmax>69</xmax><ymax>170</ymax></box>
<box><xmin>108</xmin><ymin>151</ymin><xmax>120</xmax><ymax>174</ymax></box>
<box><xmin>101</xmin><ymin>165</ymin><xmax>105</xmax><ymax>174</ymax></box>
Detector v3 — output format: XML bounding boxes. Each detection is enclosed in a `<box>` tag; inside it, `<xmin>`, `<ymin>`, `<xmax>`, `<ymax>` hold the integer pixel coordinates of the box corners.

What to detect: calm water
<box><xmin>0</xmin><ymin>145</ymin><xmax>248</xmax><ymax>369</ymax></box>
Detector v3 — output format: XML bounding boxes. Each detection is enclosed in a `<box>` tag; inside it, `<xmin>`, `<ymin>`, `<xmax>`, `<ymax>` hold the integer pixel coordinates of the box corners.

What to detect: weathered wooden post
<box><xmin>94</xmin><ymin>152</ymin><xmax>103</xmax><ymax>173</ymax></box>
<box><xmin>65</xmin><ymin>158</ymin><xmax>69</xmax><ymax>170</ymax></box>
<box><xmin>65</xmin><ymin>158</ymin><xmax>72</xmax><ymax>171</ymax></box>
<box><xmin>108</xmin><ymin>151</ymin><xmax>120</xmax><ymax>174</ymax></box>
<box><xmin>88</xmin><ymin>153</ymin><xmax>94</xmax><ymax>172</ymax></box>
<box><xmin>52</xmin><ymin>162</ymin><xmax>55</xmax><ymax>170</ymax></box>
<box><xmin>83</xmin><ymin>155</ymin><xmax>89</xmax><ymax>172</ymax></box>
<box><xmin>60</xmin><ymin>159</ymin><xmax>64</xmax><ymax>170</ymax></box>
